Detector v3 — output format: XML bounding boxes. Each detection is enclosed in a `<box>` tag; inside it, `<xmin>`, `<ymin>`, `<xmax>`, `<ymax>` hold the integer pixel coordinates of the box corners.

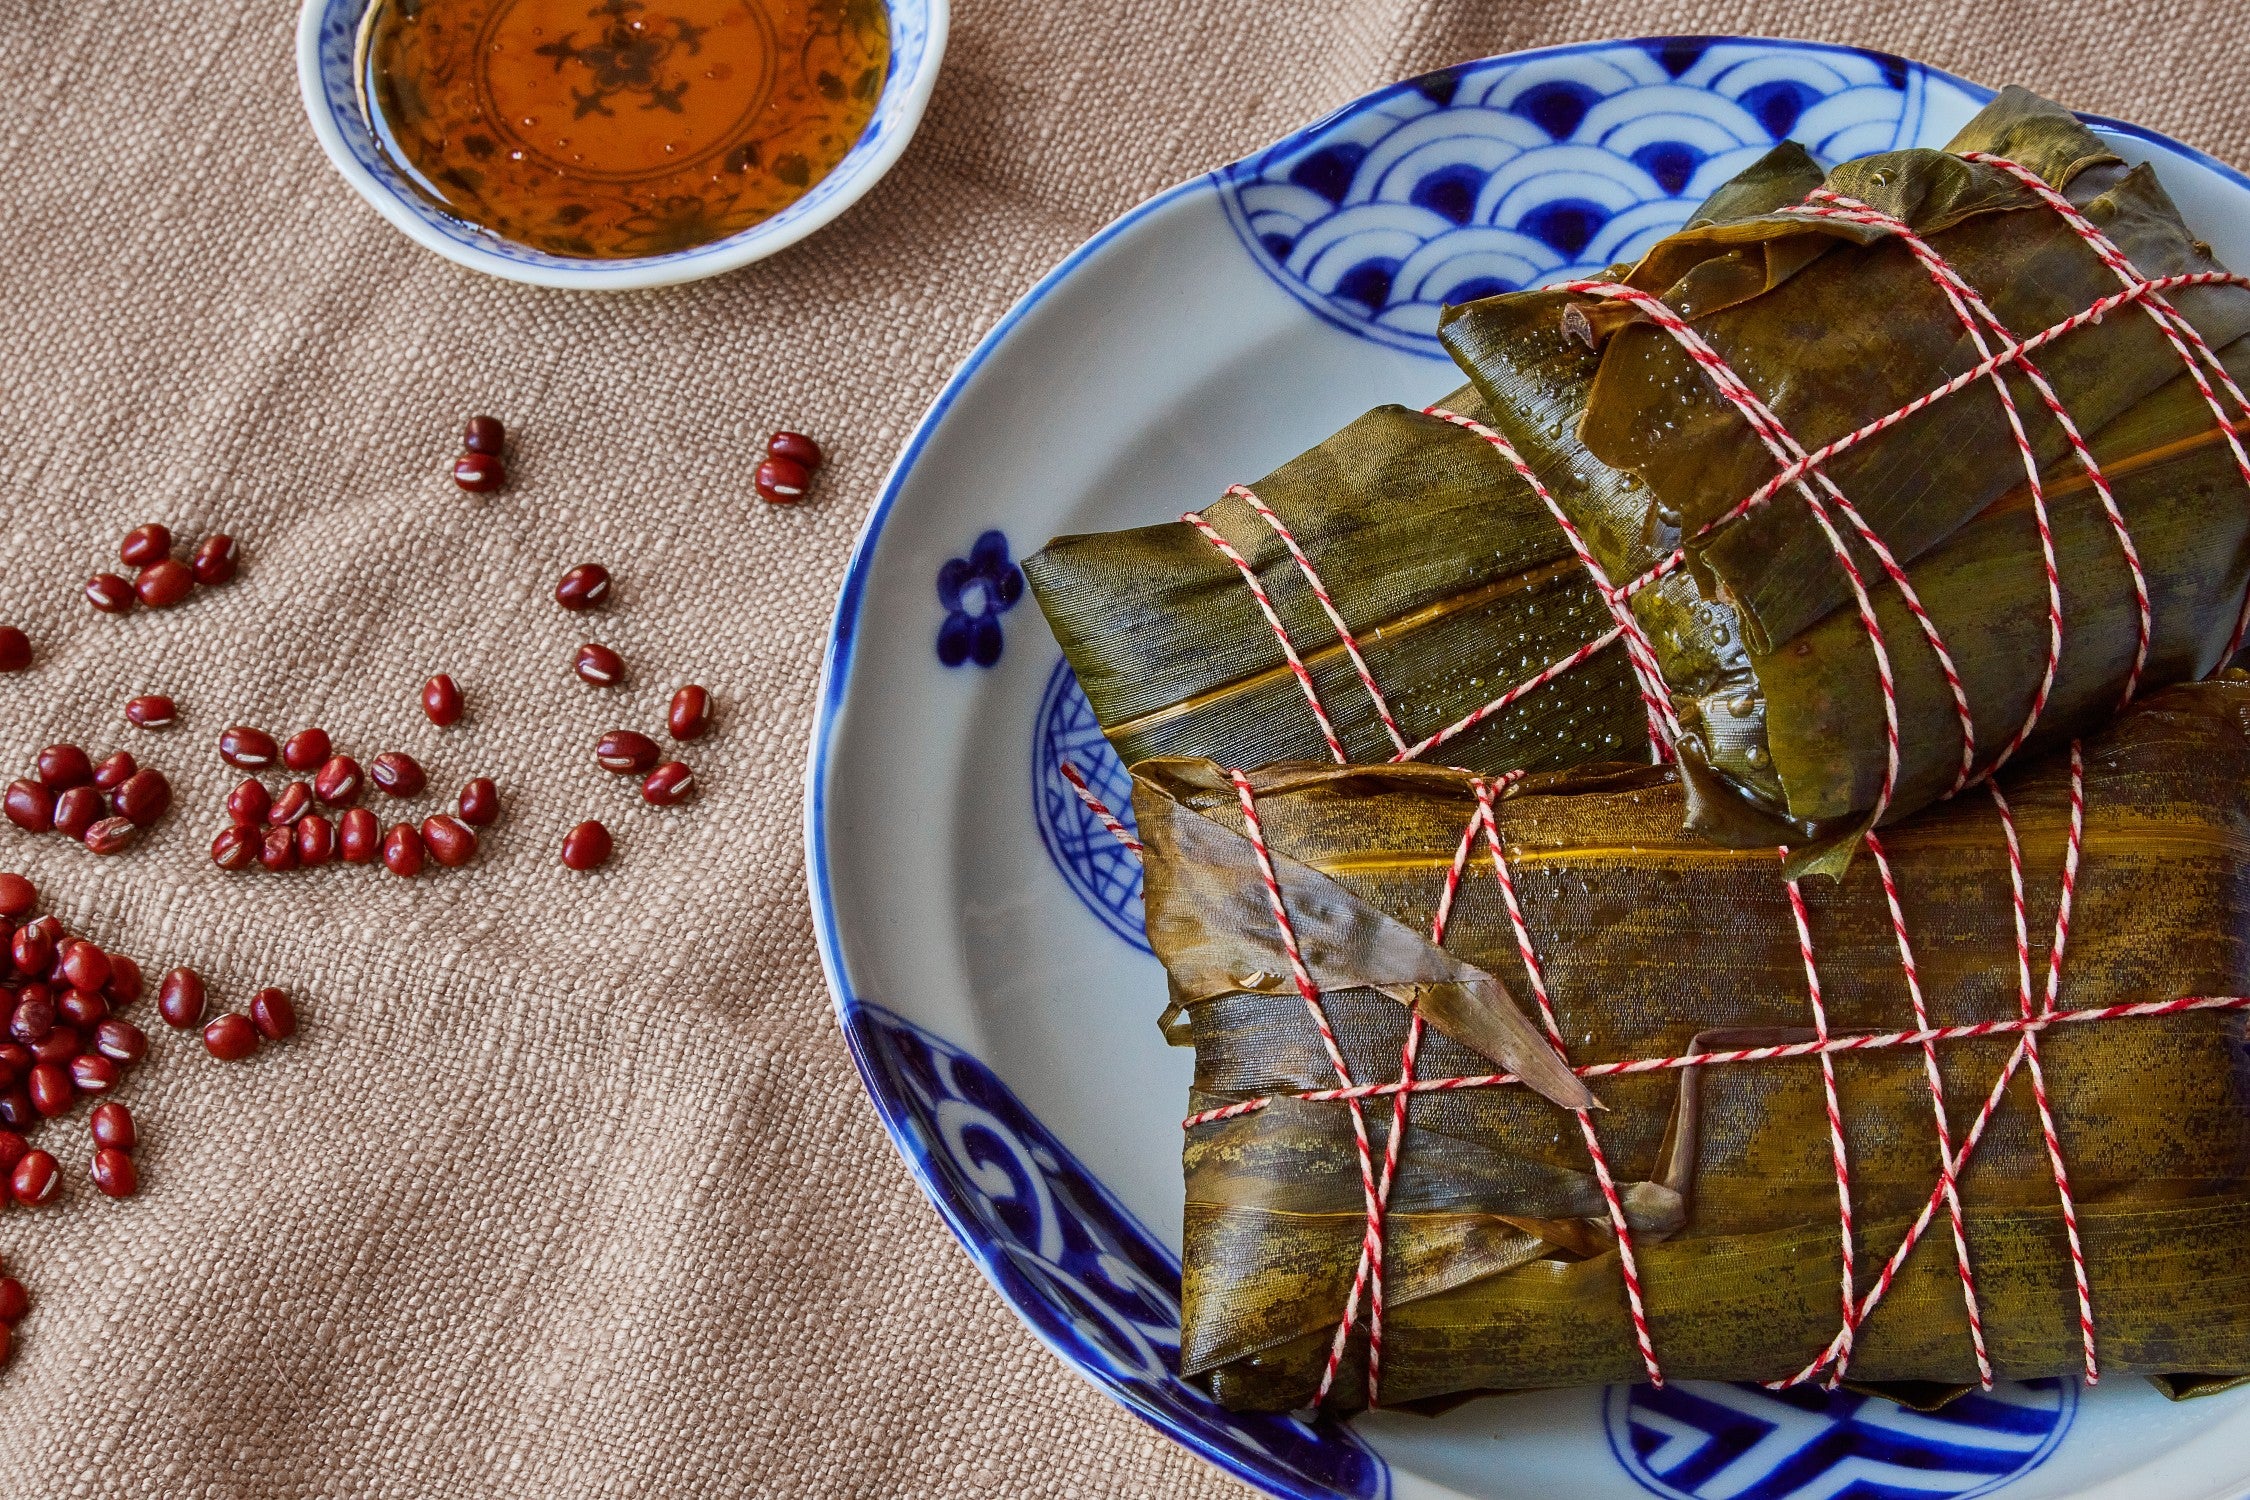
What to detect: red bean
<box><xmin>463</xmin><ymin>415</ymin><xmax>505</xmax><ymax>455</ymax></box>
<box><xmin>0</xmin><ymin>1048</ymin><xmax>20</xmax><ymax>1090</ymax></box>
<box><xmin>3</xmin><ymin>781</ymin><xmax>52</xmax><ymax>835</ymax></box>
<box><xmin>202</xmin><ymin>1013</ymin><xmax>257</xmax><ymax>1061</ymax></box>
<box><xmin>249</xmin><ymin>987</ymin><xmax>296</xmax><ymax>1041</ymax></box>
<box><xmin>768</xmin><ymin>430</ymin><xmax>824</xmax><ymax>471</ymax></box>
<box><xmin>7</xmin><ymin>993</ymin><xmax>50</xmax><ymax>1046</ymax></box>
<box><xmin>157</xmin><ymin>969</ymin><xmax>206</xmax><ymax>1029</ymax></box>
<box><xmin>382</xmin><ymin>823</ymin><xmax>425</xmax><ymax>876</ymax></box>
<box><xmin>57</xmin><ymin>987</ymin><xmax>106</xmax><ymax>1031</ymax></box>
<box><xmin>10</xmin><ymin>1150</ymin><xmax>57</xmax><ymax>1204</ymax></box>
<box><xmin>89</xmin><ymin>1147</ymin><xmax>136</xmax><ymax>1198</ymax></box>
<box><xmin>191</xmin><ymin>535</ymin><xmax>238</xmax><ymax>586</ymax></box>
<box><xmin>59</xmin><ymin>942</ymin><xmax>109</xmax><ymax>995</ymax></box>
<box><xmin>755</xmin><ymin>455</ymin><xmax>810</xmax><ymax>504</ymax></box>
<box><xmin>25</xmin><ymin>916</ymin><xmax>59</xmax><ymax>947</ymax></box>
<box><xmin>452</xmin><ymin>452</ymin><xmax>506</xmax><ymax>493</ymax></box>
<box><xmin>594</xmin><ymin>730</ymin><xmax>659</xmax><ymax>774</ymax></box>
<box><xmin>209</xmin><ymin>825</ymin><xmax>256</xmax><ymax>871</ymax></box>
<box><xmin>120</xmin><ymin>523</ymin><xmax>173</xmax><ymax>568</ymax></box>
<box><xmin>0</xmin><ymin>876</ymin><xmax>30</xmax><ymax>918</ymax></box>
<box><xmin>31</xmin><ymin>1026</ymin><xmax>78</xmax><ymax>1064</ymax></box>
<box><xmin>92</xmin><ymin>751</ymin><xmax>137</xmax><ymax>790</ymax></box>
<box><xmin>643</xmin><ymin>763</ymin><xmax>694</xmax><ymax>806</ymax></box>
<box><xmin>86</xmin><ymin>574</ymin><xmax>134</xmax><ymax>613</ymax></box>
<box><xmin>282</xmin><ymin>728</ymin><xmax>332</xmax><ymax>772</ymax></box>
<box><xmin>457</xmin><ymin>778</ymin><xmax>499</xmax><ymax>826</ymax></box>
<box><xmin>27</xmin><ymin>1063</ymin><xmax>68</xmax><ymax>1117</ymax></box>
<box><xmin>0</xmin><ymin>1276</ymin><xmax>22</xmax><ymax>1322</ymax></box>
<box><xmin>561</xmin><ymin>820</ymin><xmax>612</xmax><ymax>871</ymax></box>
<box><xmin>115</xmin><ymin>768</ymin><xmax>171</xmax><ymax>826</ymax></box>
<box><xmin>0</xmin><ymin>628</ymin><xmax>27</xmax><ymax>673</ymax></box>
<box><xmin>0</xmin><ymin>1092</ymin><xmax>31</xmax><ymax>1130</ymax></box>
<box><xmin>135</xmin><ymin>559</ymin><xmax>195</xmax><ymax>608</ymax></box>
<box><xmin>554</xmin><ymin>563</ymin><xmax>610</xmax><ymax>611</ymax></box>
<box><xmin>69</xmin><ymin>1053</ymin><xmax>117</xmax><ymax>1095</ymax></box>
<box><xmin>226</xmin><ymin>779</ymin><xmax>272</xmax><ymax>826</ymax></box>
<box><xmin>267</xmin><ymin>781</ymin><xmax>312</xmax><ymax>826</ymax></box>
<box><xmin>125</xmin><ymin>693</ymin><xmax>177</xmax><ymax>729</ymax></box>
<box><xmin>219</xmin><ymin>725</ymin><xmax>278</xmax><ymax>770</ymax></box>
<box><xmin>84</xmin><ymin>818</ymin><xmax>136</xmax><ymax>856</ymax></box>
<box><xmin>574</xmin><ymin>642</ymin><xmax>624</xmax><ymax>686</ymax></box>
<box><xmin>105</xmin><ymin>952</ymin><xmax>142</xmax><ymax>1007</ymax></box>
<box><xmin>314</xmin><ymin>755</ymin><xmax>364</xmax><ymax>805</ymax></box>
<box><xmin>297</xmin><ymin>814</ymin><xmax>334</xmax><ymax>866</ymax></box>
<box><xmin>369</xmin><ymin>752</ymin><xmax>426</xmax><ymax>797</ymax></box>
<box><xmin>0</xmin><ymin>1130</ymin><xmax>23</xmax><ymax>1173</ymax></box>
<box><xmin>668</xmin><ymin>685</ymin><xmax>711</xmax><ymax>740</ymax></box>
<box><xmin>51</xmin><ymin>786</ymin><xmax>104</xmax><ymax>840</ymax></box>
<box><xmin>93</xmin><ymin>1019</ymin><xmax>145</xmax><ymax>1065</ymax></box>
<box><xmin>11</xmin><ymin>929</ymin><xmax>53</xmax><ymax>982</ymax></box>
<box><xmin>258</xmin><ymin>825</ymin><xmax>298</xmax><ymax>872</ymax></box>
<box><xmin>338</xmin><ymin>807</ymin><xmax>379</xmax><ymax>863</ymax></box>
<box><xmin>421</xmin><ymin>814</ymin><xmax>477</xmax><ymax>868</ymax></box>
<box><xmin>89</xmin><ymin>1100</ymin><xmax>134</xmax><ymax>1149</ymax></box>
<box><xmin>422</xmin><ymin>674</ymin><xmax>463</xmax><ymax>727</ymax></box>
<box><xmin>36</xmin><ymin>744</ymin><xmax>93</xmax><ymax>791</ymax></box>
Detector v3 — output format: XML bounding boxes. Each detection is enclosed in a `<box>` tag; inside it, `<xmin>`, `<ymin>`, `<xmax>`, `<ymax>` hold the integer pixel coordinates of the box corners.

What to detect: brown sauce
<box><xmin>362</xmin><ymin>0</ymin><xmax>887</xmax><ymax>259</ymax></box>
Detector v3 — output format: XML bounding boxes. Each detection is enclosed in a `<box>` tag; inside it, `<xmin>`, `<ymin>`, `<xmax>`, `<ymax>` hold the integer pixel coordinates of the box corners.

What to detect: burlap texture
<box><xmin>0</xmin><ymin>2</ymin><xmax>2245</xmax><ymax>1495</ymax></box>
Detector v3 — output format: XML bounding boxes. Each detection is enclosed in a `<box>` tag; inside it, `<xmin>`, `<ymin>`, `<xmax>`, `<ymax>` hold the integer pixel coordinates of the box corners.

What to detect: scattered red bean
<box><xmin>105</xmin><ymin>952</ymin><xmax>142</xmax><ymax>1007</ymax></box>
<box><xmin>59</xmin><ymin>941</ymin><xmax>109</xmax><ymax>995</ymax></box>
<box><xmin>202</xmin><ymin>1013</ymin><xmax>256</xmax><ymax>1061</ymax></box>
<box><xmin>0</xmin><ymin>877</ymin><xmax>28</xmax><ymax>919</ymax></box>
<box><xmin>313</xmin><ymin>754</ymin><xmax>364</xmax><ymax>805</ymax></box>
<box><xmin>0</xmin><ymin>1275</ymin><xmax>28</xmax><ymax>1322</ymax></box>
<box><xmin>249</xmin><ymin>987</ymin><xmax>297</xmax><ymax>1041</ymax></box>
<box><xmin>134</xmin><ymin>559</ymin><xmax>195</xmax><ymax>609</ymax></box>
<box><xmin>209</xmin><ymin>825</ymin><xmax>256</xmax><ymax>871</ymax></box>
<box><xmin>119</xmin><ymin>524</ymin><xmax>173</xmax><ymax>569</ymax></box>
<box><xmin>57</xmin><ymin>989</ymin><xmax>106</xmax><ymax>1031</ymax></box>
<box><xmin>457</xmin><ymin>778</ymin><xmax>499</xmax><ymax>826</ymax></box>
<box><xmin>0</xmin><ymin>1092</ymin><xmax>32</xmax><ymax>1131</ymax></box>
<box><xmin>267</xmin><ymin>781</ymin><xmax>313</xmax><ymax>826</ymax></box>
<box><xmin>337</xmin><ymin>807</ymin><xmax>379</xmax><ymax>863</ymax></box>
<box><xmin>643</xmin><ymin>762</ymin><xmax>694</xmax><ymax>806</ymax></box>
<box><xmin>218</xmin><ymin>725</ymin><xmax>278</xmax><ymax>770</ymax></box>
<box><xmin>115</xmin><ymin>768</ymin><xmax>171</xmax><ymax>826</ymax></box>
<box><xmin>0</xmin><ymin>1131</ymin><xmax>22</xmax><ymax>1174</ymax></box>
<box><xmin>382</xmin><ymin>823</ymin><xmax>425</xmax><ymax>877</ymax></box>
<box><xmin>755</xmin><ymin>454</ymin><xmax>811</xmax><ymax>504</ymax></box>
<box><xmin>51</xmin><ymin>787</ymin><xmax>103</xmax><ymax>841</ymax></box>
<box><xmin>226</xmin><ymin>779</ymin><xmax>272</xmax><ymax>826</ymax></box>
<box><xmin>0</xmin><ymin>629</ymin><xmax>28</xmax><ymax>673</ymax></box>
<box><xmin>86</xmin><ymin>574</ymin><xmax>134</xmax><ymax>613</ymax></box>
<box><xmin>258</xmin><ymin>825</ymin><xmax>298</xmax><ymax>872</ymax></box>
<box><xmin>125</xmin><ymin>694</ymin><xmax>177</xmax><ymax>729</ymax></box>
<box><xmin>91</xmin><ymin>751</ymin><xmax>137</xmax><ymax>790</ymax></box>
<box><xmin>768</xmin><ymin>430</ymin><xmax>824</xmax><ymax>471</ymax></box>
<box><xmin>561</xmin><ymin>820</ymin><xmax>612</xmax><ymax>871</ymax></box>
<box><xmin>463</xmin><ymin>415</ymin><xmax>505</xmax><ymax>455</ymax></box>
<box><xmin>89</xmin><ymin>1147</ymin><xmax>136</xmax><ymax>1199</ymax></box>
<box><xmin>3</xmin><ymin>782</ymin><xmax>53</xmax><ymax>834</ymax></box>
<box><xmin>32</xmin><ymin>1027</ymin><xmax>78</xmax><ymax>1066</ymax></box>
<box><xmin>297</xmin><ymin>814</ymin><xmax>335</xmax><ymax>866</ymax></box>
<box><xmin>594</xmin><ymin>730</ymin><xmax>659</xmax><ymax>774</ymax></box>
<box><xmin>93</xmin><ymin>1020</ymin><xmax>145</xmax><ymax>1065</ymax></box>
<box><xmin>421</xmin><ymin>814</ymin><xmax>477</xmax><ymax>868</ymax></box>
<box><xmin>36</xmin><ymin>745</ymin><xmax>93</xmax><ymax>792</ymax></box>
<box><xmin>8</xmin><ymin>993</ymin><xmax>52</xmax><ymax>1044</ymax></box>
<box><xmin>191</xmin><ymin>535</ymin><xmax>238</xmax><ymax>587</ymax></box>
<box><xmin>668</xmin><ymin>685</ymin><xmax>711</xmax><ymax>740</ymax></box>
<box><xmin>157</xmin><ymin>969</ymin><xmax>206</xmax><ymax>1029</ymax></box>
<box><xmin>0</xmin><ymin>1050</ymin><xmax>23</xmax><ymax>1090</ymax></box>
<box><xmin>69</xmin><ymin>1054</ymin><xmax>117</xmax><ymax>1096</ymax></box>
<box><xmin>89</xmin><ymin>1100</ymin><xmax>134</xmax><ymax>1150</ymax></box>
<box><xmin>452</xmin><ymin>452</ymin><xmax>506</xmax><ymax>493</ymax></box>
<box><xmin>26</xmin><ymin>1063</ymin><xmax>68</xmax><ymax>1118</ymax></box>
<box><xmin>574</xmin><ymin>642</ymin><xmax>624</xmax><ymax>686</ymax></box>
<box><xmin>422</xmin><ymin>674</ymin><xmax>463</xmax><ymax>727</ymax></box>
<box><xmin>83</xmin><ymin>817</ymin><xmax>135</xmax><ymax>856</ymax></box>
<box><xmin>282</xmin><ymin>728</ymin><xmax>332</xmax><ymax>772</ymax></box>
<box><xmin>369</xmin><ymin>752</ymin><xmax>426</xmax><ymax>797</ymax></box>
<box><xmin>10</xmin><ymin>1150</ymin><xmax>57</xmax><ymax>1205</ymax></box>
<box><xmin>554</xmin><ymin>563</ymin><xmax>610</xmax><ymax>611</ymax></box>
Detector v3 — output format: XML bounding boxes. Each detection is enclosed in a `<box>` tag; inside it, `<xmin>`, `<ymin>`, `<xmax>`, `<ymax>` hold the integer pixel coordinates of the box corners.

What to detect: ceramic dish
<box><xmin>295</xmin><ymin>0</ymin><xmax>947</xmax><ymax>289</ymax></box>
<box><xmin>808</xmin><ymin>37</ymin><xmax>2250</xmax><ymax>1500</ymax></box>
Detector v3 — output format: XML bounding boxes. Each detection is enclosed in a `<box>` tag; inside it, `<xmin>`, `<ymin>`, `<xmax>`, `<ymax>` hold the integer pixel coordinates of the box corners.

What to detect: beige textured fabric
<box><xmin>0</xmin><ymin>1</ymin><xmax>2245</xmax><ymax>1495</ymax></box>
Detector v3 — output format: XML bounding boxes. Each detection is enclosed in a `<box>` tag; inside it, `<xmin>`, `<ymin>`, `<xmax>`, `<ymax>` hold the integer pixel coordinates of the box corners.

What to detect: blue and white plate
<box><xmin>807</xmin><ymin>38</ymin><xmax>2250</xmax><ymax>1500</ymax></box>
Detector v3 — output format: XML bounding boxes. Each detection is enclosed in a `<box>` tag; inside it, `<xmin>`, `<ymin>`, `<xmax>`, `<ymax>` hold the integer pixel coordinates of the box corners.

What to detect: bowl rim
<box><xmin>295</xmin><ymin>0</ymin><xmax>950</xmax><ymax>290</ymax></box>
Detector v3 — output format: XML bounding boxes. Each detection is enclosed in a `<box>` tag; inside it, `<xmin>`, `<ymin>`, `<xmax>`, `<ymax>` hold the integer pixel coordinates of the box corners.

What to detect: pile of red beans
<box><xmin>208</xmin><ymin>722</ymin><xmax>494</xmax><ymax>879</ymax></box>
<box><xmin>4</xmin><ymin>745</ymin><xmax>172</xmax><ymax>855</ymax></box>
<box><xmin>85</xmin><ymin>525</ymin><xmax>237</xmax><ymax>615</ymax></box>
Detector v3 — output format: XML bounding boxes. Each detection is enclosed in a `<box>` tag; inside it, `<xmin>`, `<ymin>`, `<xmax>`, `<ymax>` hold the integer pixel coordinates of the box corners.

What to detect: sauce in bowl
<box><xmin>362</xmin><ymin>0</ymin><xmax>887</xmax><ymax>259</ymax></box>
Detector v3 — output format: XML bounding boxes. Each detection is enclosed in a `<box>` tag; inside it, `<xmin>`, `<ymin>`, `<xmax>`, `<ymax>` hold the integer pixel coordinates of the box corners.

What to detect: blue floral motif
<box><xmin>1031</xmin><ymin>660</ymin><xmax>1149</xmax><ymax>951</ymax></box>
<box><xmin>935</xmin><ymin>529</ymin><xmax>1025</xmax><ymax>668</ymax></box>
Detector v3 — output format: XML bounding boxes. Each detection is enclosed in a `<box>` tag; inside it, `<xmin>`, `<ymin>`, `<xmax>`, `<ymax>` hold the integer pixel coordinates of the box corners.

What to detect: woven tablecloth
<box><xmin>0</xmin><ymin>1</ymin><xmax>2245</xmax><ymax>1494</ymax></box>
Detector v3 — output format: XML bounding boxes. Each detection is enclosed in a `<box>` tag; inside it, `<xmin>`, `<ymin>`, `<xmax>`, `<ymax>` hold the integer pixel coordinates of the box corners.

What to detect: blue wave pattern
<box><xmin>844</xmin><ymin>1002</ymin><xmax>1387</xmax><ymax>1499</ymax></box>
<box><xmin>1607</xmin><ymin>1379</ymin><xmax>2074</xmax><ymax>1500</ymax></box>
<box><xmin>312</xmin><ymin>0</ymin><xmax>932</xmax><ymax>273</ymax></box>
<box><xmin>1032</xmin><ymin>660</ymin><xmax>1150</xmax><ymax>952</ymax></box>
<box><xmin>1216</xmin><ymin>39</ymin><xmax>1927</xmax><ymax>354</ymax></box>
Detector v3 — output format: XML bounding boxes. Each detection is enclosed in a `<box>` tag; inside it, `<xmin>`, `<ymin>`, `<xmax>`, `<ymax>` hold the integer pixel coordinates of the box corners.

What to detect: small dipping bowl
<box><xmin>296</xmin><ymin>0</ymin><xmax>947</xmax><ymax>289</ymax></box>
